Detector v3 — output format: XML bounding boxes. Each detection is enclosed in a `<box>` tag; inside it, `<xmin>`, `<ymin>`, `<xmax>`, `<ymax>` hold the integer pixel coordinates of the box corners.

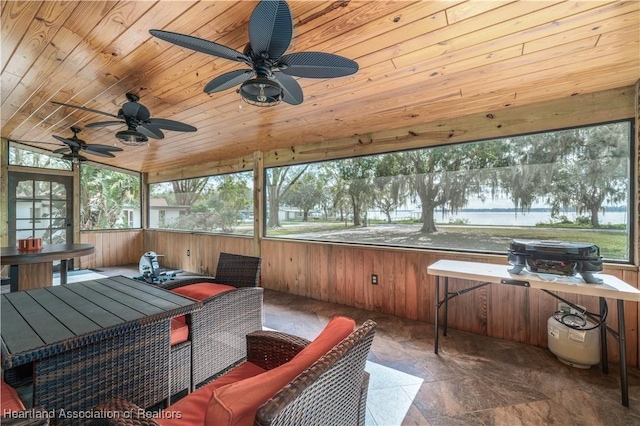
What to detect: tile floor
<box><xmin>101</xmin><ymin>265</ymin><xmax>640</xmax><ymax>425</ymax></box>
<box><xmin>9</xmin><ymin>265</ymin><xmax>640</xmax><ymax>425</ymax></box>
<box><xmin>263</xmin><ymin>287</ymin><xmax>640</xmax><ymax>426</ymax></box>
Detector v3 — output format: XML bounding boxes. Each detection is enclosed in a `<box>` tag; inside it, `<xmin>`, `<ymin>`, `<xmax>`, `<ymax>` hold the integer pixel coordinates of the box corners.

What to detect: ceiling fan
<box><xmin>13</xmin><ymin>127</ymin><xmax>123</xmax><ymax>162</ymax></box>
<box><xmin>52</xmin><ymin>93</ymin><xmax>197</xmax><ymax>145</ymax></box>
<box><xmin>149</xmin><ymin>0</ymin><xmax>359</xmax><ymax>107</ymax></box>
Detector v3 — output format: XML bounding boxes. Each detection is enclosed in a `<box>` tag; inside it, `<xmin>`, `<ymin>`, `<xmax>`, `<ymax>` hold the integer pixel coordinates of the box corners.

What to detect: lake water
<box><xmin>434</xmin><ymin>211</ymin><xmax>628</xmax><ymax>226</ymax></box>
<box><xmin>371</xmin><ymin>209</ymin><xmax>628</xmax><ymax>226</ymax></box>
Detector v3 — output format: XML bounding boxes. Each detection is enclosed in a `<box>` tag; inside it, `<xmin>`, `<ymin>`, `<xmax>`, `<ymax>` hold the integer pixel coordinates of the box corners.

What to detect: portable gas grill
<box><xmin>507</xmin><ymin>239</ymin><xmax>603</xmax><ymax>283</ymax></box>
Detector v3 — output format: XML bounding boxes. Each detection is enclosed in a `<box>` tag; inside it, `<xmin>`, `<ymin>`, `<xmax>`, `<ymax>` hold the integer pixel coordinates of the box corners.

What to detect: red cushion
<box><xmin>171</xmin><ymin>283</ymin><xmax>236</xmax><ymax>301</ymax></box>
<box><xmin>1</xmin><ymin>380</ymin><xmax>25</xmax><ymax>412</ymax></box>
<box><xmin>204</xmin><ymin>316</ymin><xmax>356</xmax><ymax>426</ymax></box>
<box><xmin>158</xmin><ymin>362</ymin><xmax>267</xmax><ymax>426</ymax></box>
<box><xmin>170</xmin><ymin>317</ymin><xmax>189</xmax><ymax>346</ymax></box>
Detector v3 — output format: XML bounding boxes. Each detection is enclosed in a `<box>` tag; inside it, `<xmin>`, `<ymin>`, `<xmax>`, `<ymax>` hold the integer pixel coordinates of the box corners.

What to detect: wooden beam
<box><xmin>253</xmin><ymin>150</ymin><xmax>264</xmax><ymax>258</ymax></box>
<box><xmin>263</xmin><ymin>86</ymin><xmax>635</xmax><ymax>167</ymax></box>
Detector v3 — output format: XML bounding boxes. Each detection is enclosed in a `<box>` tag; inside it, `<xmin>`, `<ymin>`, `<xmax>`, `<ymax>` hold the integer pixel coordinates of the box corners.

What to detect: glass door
<box><xmin>8</xmin><ymin>171</ymin><xmax>74</xmax><ymax>252</ymax></box>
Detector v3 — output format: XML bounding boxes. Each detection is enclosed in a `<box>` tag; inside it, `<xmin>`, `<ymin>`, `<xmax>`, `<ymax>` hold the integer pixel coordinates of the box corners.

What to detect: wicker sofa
<box><xmin>159</xmin><ymin>252</ymin><xmax>263</xmax><ymax>391</ymax></box>
<box><xmin>92</xmin><ymin>317</ymin><xmax>376</xmax><ymax>426</ymax></box>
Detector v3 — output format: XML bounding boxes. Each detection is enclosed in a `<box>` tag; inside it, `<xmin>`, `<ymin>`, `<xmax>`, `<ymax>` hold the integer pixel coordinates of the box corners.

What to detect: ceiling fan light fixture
<box><xmin>239</xmin><ymin>77</ymin><xmax>283</xmax><ymax>107</ymax></box>
<box><xmin>116</xmin><ymin>129</ymin><xmax>149</xmax><ymax>146</ymax></box>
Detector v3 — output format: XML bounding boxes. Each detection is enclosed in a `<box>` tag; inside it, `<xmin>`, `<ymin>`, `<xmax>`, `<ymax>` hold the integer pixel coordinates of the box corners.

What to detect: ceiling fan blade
<box><xmin>203</xmin><ymin>69</ymin><xmax>255</xmax><ymax>94</ymax></box>
<box><xmin>147</xmin><ymin>118</ymin><xmax>197</xmax><ymax>132</ymax></box>
<box><xmin>279</xmin><ymin>52</ymin><xmax>359</xmax><ymax>78</ymax></box>
<box><xmin>83</xmin><ymin>144</ymin><xmax>124</xmax><ymax>152</ymax></box>
<box><xmin>274</xmin><ymin>72</ymin><xmax>303</xmax><ymax>105</ymax></box>
<box><xmin>138</xmin><ymin>124</ymin><xmax>165</xmax><ymax>139</ymax></box>
<box><xmin>122</xmin><ymin>101</ymin><xmax>150</xmax><ymax>121</ymax></box>
<box><xmin>248</xmin><ymin>0</ymin><xmax>292</xmax><ymax>59</ymax></box>
<box><xmin>53</xmin><ymin>147</ymin><xmax>71</xmax><ymax>154</ymax></box>
<box><xmin>149</xmin><ymin>30</ymin><xmax>249</xmax><ymax>63</ymax></box>
<box><xmin>61</xmin><ymin>153</ymin><xmax>88</xmax><ymax>162</ymax></box>
<box><xmin>83</xmin><ymin>148</ymin><xmax>116</xmax><ymax>158</ymax></box>
<box><xmin>85</xmin><ymin>120</ymin><xmax>125</xmax><ymax>128</ymax></box>
<box><xmin>52</xmin><ymin>101</ymin><xmax>120</xmax><ymax>119</ymax></box>
<box><xmin>11</xmin><ymin>139</ymin><xmax>61</xmax><ymax>146</ymax></box>
<box><xmin>52</xmin><ymin>134</ymin><xmax>81</xmax><ymax>149</ymax></box>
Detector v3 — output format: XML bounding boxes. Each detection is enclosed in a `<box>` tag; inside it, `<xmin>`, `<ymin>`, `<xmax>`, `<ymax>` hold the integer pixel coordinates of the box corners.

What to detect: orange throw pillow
<box><xmin>171</xmin><ymin>283</ymin><xmax>235</xmax><ymax>301</ymax></box>
<box><xmin>204</xmin><ymin>316</ymin><xmax>356</xmax><ymax>426</ymax></box>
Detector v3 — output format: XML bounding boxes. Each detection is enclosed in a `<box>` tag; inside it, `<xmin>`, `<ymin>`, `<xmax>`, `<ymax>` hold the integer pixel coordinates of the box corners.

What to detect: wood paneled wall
<box><xmin>260</xmin><ymin>239</ymin><xmax>639</xmax><ymax>367</ymax></box>
<box><xmin>139</xmin><ymin>231</ymin><xmax>638</xmax><ymax>366</ymax></box>
<box><xmin>79</xmin><ymin>230</ymin><xmax>143</xmax><ymax>269</ymax></box>
<box><xmin>144</xmin><ymin>230</ymin><xmax>254</xmax><ymax>276</ymax></box>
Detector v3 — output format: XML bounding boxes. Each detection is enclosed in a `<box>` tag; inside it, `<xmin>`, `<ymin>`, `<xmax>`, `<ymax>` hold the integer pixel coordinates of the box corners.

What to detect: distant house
<box><xmin>277</xmin><ymin>206</ymin><xmax>323</xmax><ymax>221</ymax></box>
<box><xmin>149</xmin><ymin>198</ymin><xmax>189</xmax><ymax>228</ymax></box>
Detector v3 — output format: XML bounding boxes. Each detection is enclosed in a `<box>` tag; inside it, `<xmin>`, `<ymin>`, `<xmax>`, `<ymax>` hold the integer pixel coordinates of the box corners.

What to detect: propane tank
<box><xmin>547</xmin><ymin>311</ymin><xmax>600</xmax><ymax>369</ymax></box>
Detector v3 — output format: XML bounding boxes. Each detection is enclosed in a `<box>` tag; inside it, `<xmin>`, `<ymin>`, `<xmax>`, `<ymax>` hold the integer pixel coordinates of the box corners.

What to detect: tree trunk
<box><xmin>352</xmin><ymin>198</ymin><xmax>361</xmax><ymax>226</ymax></box>
<box><xmin>590</xmin><ymin>205</ymin><xmax>600</xmax><ymax>228</ymax></box>
<box><xmin>420</xmin><ymin>203</ymin><xmax>437</xmax><ymax>233</ymax></box>
<box><xmin>268</xmin><ymin>193</ymin><xmax>280</xmax><ymax>228</ymax></box>
<box><xmin>385</xmin><ymin>211</ymin><xmax>392</xmax><ymax>223</ymax></box>
<box><xmin>302</xmin><ymin>210</ymin><xmax>309</xmax><ymax>221</ymax></box>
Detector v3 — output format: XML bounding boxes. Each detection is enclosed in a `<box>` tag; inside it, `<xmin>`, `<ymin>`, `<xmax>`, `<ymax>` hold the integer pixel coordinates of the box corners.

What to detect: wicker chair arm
<box><xmin>246</xmin><ymin>331</ymin><xmax>311</xmax><ymax>371</ymax></box>
<box><xmin>90</xmin><ymin>397</ymin><xmax>160</xmax><ymax>426</ymax></box>
<box><xmin>1</xmin><ymin>407</ymin><xmax>50</xmax><ymax>426</ymax></box>
<box><xmin>155</xmin><ymin>276</ymin><xmax>217</xmax><ymax>291</ymax></box>
<box><xmin>256</xmin><ymin>320</ymin><xmax>377</xmax><ymax>426</ymax></box>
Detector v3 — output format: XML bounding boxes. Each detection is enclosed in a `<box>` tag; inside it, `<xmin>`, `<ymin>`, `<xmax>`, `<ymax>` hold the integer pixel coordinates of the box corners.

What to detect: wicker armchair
<box><xmin>158</xmin><ymin>252</ymin><xmax>263</xmax><ymax>390</ymax></box>
<box><xmin>92</xmin><ymin>318</ymin><xmax>376</xmax><ymax>426</ymax></box>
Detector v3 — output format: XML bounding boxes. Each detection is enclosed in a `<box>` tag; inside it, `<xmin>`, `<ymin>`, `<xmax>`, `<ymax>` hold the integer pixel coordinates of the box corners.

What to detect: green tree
<box><xmin>283</xmin><ymin>170</ymin><xmax>324</xmax><ymax>221</ymax></box>
<box><xmin>374</xmin><ymin>153</ymin><xmax>408</xmax><ymax>223</ymax></box>
<box><xmin>403</xmin><ymin>141</ymin><xmax>505</xmax><ymax>233</ymax></box>
<box><xmin>498</xmin><ymin>131</ymin><xmax>578</xmax><ymax>214</ymax></box>
<box><xmin>338</xmin><ymin>157</ymin><xmax>377</xmax><ymax>226</ymax></box>
<box><xmin>80</xmin><ymin>165</ymin><xmax>140</xmax><ymax>230</ymax></box>
<box><xmin>266</xmin><ymin>165</ymin><xmax>308</xmax><ymax>228</ymax></box>
<box><xmin>209</xmin><ymin>174</ymin><xmax>251</xmax><ymax>231</ymax></box>
<box><xmin>316</xmin><ymin>162</ymin><xmax>349</xmax><ymax>221</ymax></box>
<box><xmin>546</xmin><ymin>124</ymin><xmax>629</xmax><ymax>227</ymax></box>
<box><xmin>172</xmin><ymin>177</ymin><xmax>209</xmax><ymax>211</ymax></box>
<box><xmin>9</xmin><ymin>144</ymin><xmax>71</xmax><ymax>170</ymax></box>
<box><xmin>498</xmin><ymin>123</ymin><xmax>629</xmax><ymax>227</ymax></box>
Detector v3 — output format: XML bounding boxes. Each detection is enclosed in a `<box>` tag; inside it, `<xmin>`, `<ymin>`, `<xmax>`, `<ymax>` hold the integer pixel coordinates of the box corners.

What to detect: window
<box><xmin>149</xmin><ymin>171</ymin><xmax>253</xmax><ymax>235</ymax></box>
<box><xmin>80</xmin><ymin>164</ymin><xmax>141</xmax><ymax>230</ymax></box>
<box><xmin>265</xmin><ymin>121</ymin><xmax>632</xmax><ymax>262</ymax></box>
<box><xmin>29</xmin><ymin>207</ymin><xmax>42</xmax><ymax>223</ymax></box>
<box><xmin>123</xmin><ymin>209</ymin><xmax>135</xmax><ymax>227</ymax></box>
<box><xmin>9</xmin><ymin>142</ymin><xmax>72</xmax><ymax>170</ymax></box>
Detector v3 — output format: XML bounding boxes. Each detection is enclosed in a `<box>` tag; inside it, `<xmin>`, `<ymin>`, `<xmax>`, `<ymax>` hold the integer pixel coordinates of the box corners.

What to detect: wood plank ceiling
<box><xmin>2</xmin><ymin>1</ymin><xmax>638</xmax><ymax>174</ymax></box>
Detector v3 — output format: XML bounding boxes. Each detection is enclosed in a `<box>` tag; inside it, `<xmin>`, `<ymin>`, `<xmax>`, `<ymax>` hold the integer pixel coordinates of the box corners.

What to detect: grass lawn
<box><xmin>266</xmin><ymin>221</ymin><xmax>628</xmax><ymax>261</ymax></box>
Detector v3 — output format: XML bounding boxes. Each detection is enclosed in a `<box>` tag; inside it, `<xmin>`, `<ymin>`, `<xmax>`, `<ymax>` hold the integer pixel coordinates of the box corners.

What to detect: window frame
<box><xmin>79</xmin><ymin>162</ymin><xmax>142</xmax><ymax>231</ymax></box>
<box><xmin>262</xmin><ymin>119</ymin><xmax>635</xmax><ymax>264</ymax></box>
<box><xmin>146</xmin><ymin>169</ymin><xmax>254</xmax><ymax>236</ymax></box>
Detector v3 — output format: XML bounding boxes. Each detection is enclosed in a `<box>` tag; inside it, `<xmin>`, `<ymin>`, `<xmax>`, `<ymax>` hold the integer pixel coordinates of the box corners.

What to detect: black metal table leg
<box><xmin>59</xmin><ymin>259</ymin><xmax>69</xmax><ymax>285</ymax></box>
<box><xmin>443</xmin><ymin>277</ymin><xmax>449</xmax><ymax>336</ymax></box>
<box><xmin>600</xmin><ymin>297</ymin><xmax>608</xmax><ymax>374</ymax></box>
<box><xmin>434</xmin><ymin>276</ymin><xmax>439</xmax><ymax>354</ymax></box>
<box><xmin>617</xmin><ymin>299</ymin><xmax>628</xmax><ymax>407</ymax></box>
<box><xmin>9</xmin><ymin>265</ymin><xmax>19</xmax><ymax>292</ymax></box>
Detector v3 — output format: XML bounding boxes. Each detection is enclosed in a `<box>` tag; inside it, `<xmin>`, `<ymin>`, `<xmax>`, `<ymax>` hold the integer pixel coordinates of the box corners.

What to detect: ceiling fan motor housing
<box><xmin>240</xmin><ymin>77</ymin><xmax>283</xmax><ymax>106</ymax></box>
<box><xmin>116</xmin><ymin>129</ymin><xmax>149</xmax><ymax>146</ymax></box>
